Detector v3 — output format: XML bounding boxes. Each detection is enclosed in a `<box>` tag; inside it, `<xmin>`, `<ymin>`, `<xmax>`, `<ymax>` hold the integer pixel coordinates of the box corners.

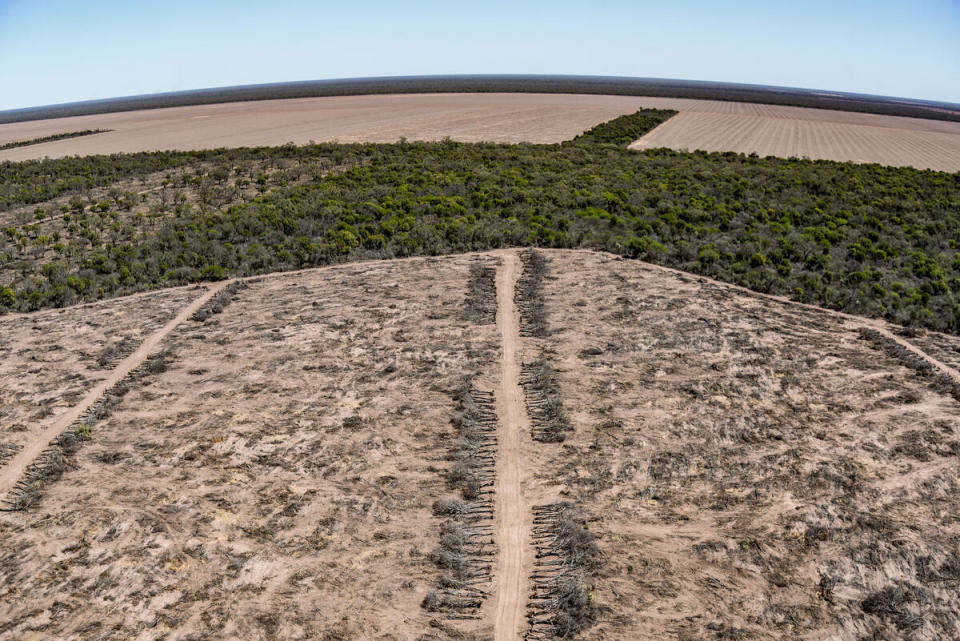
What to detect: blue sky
<box><xmin>0</xmin><ymin>0</ymin><xmax>958</xmax><ymax>110</ymax></box>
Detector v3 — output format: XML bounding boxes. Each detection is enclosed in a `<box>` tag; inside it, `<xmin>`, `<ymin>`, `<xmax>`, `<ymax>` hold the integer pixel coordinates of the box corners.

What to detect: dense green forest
<box><xmin>2</xmin><ymin>110</ymin><xmax>960</xmax><ymax>333</ymax></box>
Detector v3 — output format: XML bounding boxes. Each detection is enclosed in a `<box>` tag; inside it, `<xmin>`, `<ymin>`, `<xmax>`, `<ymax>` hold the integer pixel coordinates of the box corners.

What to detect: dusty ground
<box><xmin>0</xmin><ymin>255</ymin><xmax>502</xmax><ymax>640</ymax></box>
<box><xmin>1</xmin><ymin>93</ymin><xmax>958</xmax><ymax>171</ymax></box>
<box><xmin>3</xmin><ymin>249</ymin><xmax>960</xmax><ymax>640</ymax></box>
<box><xmin>0</xmin><ymin>287</ymin><xmax>199</xmax><ymax>454</ymax></box>
<box><xmin>536</xmin><ymin>249</ymin><xmax>960</xmax><ymax>640</ymax></box>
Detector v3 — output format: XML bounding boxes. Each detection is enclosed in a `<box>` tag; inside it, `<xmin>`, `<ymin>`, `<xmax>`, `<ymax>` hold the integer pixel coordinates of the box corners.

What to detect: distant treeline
<box><xmin>1</xmin><ymin>75</ymin><xmax>957</xmax><ymax>124</ymax></box>
<box><xmin>0</xmin><ymin>129</ymin><xmax>112</xmax><ymax>151</ymax></box>
<box><xmin>2</xmin><ymin>111</ymin><xmax>960</xmax><ymax>335</ymax></box>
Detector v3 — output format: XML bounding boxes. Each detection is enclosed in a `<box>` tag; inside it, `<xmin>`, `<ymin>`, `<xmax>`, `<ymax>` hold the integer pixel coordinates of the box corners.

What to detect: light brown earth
<box><xmin>535</xmin><ymin>249</ymin><xmax>960</xmax><ymax>640</ymax></box>
<box><xmin>2</xmin><ymin>93</ymin><xmax>959</xmax><ymax>171</ymax></box>
<box><xmin>0</xmin><ymin>93</ymin><xmax>651</xmax><ymax>160</ymax></box>
<box><xmin>3</xmin><ymin>249</ymin><xmax>960</xmax><ymax>640</ymax></box>
<box><xmin>0</xmin><ymin>254</ymin><xmax>502</xmax><ymax>640</ymax></box>
<box><xmin>491</xmin><ymin>252</ymin><xmax>530</xmax><ymax>641</ymax></box>
<box><xmin>0</xmin><ymin>280</ymin><xmax>227</xmax><ymax>497</ymax></box>
<box><xmin>0</xmin><ymin>286</ymin><xmax>201</xmax><ymax>450</ymax></box>
<box><xmin>629</xmin><ymin>109</ymin><xmax>960</xmax><ymax>173</ymax></box>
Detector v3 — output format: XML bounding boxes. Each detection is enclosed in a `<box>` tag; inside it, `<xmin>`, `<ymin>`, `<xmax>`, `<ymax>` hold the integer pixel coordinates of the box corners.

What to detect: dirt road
<box><xmin>492</xmin><ymin>252</ymin><xmax>530</xmax><ymax>641</ymax></box>
<box><xmin>0</xmin><ymin>280</ymin><xmax>230</xmax><ymax>498</ymax></box>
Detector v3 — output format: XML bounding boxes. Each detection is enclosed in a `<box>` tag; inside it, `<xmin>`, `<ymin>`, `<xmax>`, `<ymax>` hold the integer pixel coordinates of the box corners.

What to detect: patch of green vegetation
<box><xmin>2</xmin><ymin>120</ymin><xmax>960</xmax><ymax>334</ymax></box>
<box><xmin>568</xmin><ymin>108</ymin><xmax>676</xmax><ymax>145</ymax></box>
<box><xmin>0</xmin><ymin>129</ymin><xmax>112</xmax><ymax>152</ymax></box>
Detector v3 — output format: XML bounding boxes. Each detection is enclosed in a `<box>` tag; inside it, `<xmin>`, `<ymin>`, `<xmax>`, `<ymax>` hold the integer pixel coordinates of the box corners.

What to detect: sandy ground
<box><xmin>0</xmin><ymin>93</ymin><xmax>652</xmax><ymax>160</ymax></box>
<box><xmin>0</xmin><ymin>281</ymin><xmax>226</xmax><ymax>499</ymax></box>
<box><xmin>2</xmin><ymin>93</ymin><xmax>959</xmax><ymax>171</ymax></box>
<box><xmin>3</xmin><ymin>249</ymin><xmax>960</xmax><ymax>639</ymax></box>
<box><xmin>0</xmin><ymin>286</ymin><xmax>200</xmax><ymax>457</ymax></box>
<box><xmin>535</xmin><ymin>249</ymin><xmax>960</xmax><ymax>640</ymax></box>
<box><xmin>0</xmin><ymin>255</ymin><xmax>501</xmax><ymax>640</ymax></box>
<box><xmin>490</xmin><ymin>252</ymin><xmax>530</xmax><ymax>641</ymax></box>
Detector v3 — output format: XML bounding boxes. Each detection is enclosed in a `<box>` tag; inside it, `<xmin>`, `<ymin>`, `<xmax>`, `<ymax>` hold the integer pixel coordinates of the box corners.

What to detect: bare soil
<box><xmin>0</xmin><ymin>255</ymin><xmax>501</xmax><ymax>640</ymax></box>
<box><xmin>491</xmin><ymin>251</ymin><xmax>530</xmax><ymax>641</ymax></box>
<box><xmin>536</xmin><ymin>249</ymin><xmax>960</xmax><ymax>640</ymax></box>
<box><xmin>0</xmin><ymin>286</ymin><xmax>201</xmax><ymax>456</ymax></box>
<box><xmin>2</xmin><ymin>249</ymin><xmax>959</xmax><ymax>640</ymax></box>
<box><xmin>629</xmin><ymin>109</ymin><xmax>960</xmax><ymax>172</ymax></box>
<box><xmin>0</xmin><ymin>94</ymin><xmax>655</xmax><ymax>160</ymax></box>
<box><xmin>2</xmin><ymin>93</ymin><xmax>957</xmax><ymax>170</ymax></box>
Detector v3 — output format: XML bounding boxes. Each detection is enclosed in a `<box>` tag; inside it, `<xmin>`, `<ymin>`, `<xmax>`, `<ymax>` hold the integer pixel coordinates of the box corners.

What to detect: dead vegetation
<box><xmin>0</xmin><ymin>286</ymin><xmax>197</xmax><ymax>455</ymax></box>
<box><xmin>860</xmin><ymin>327</ymin><xmax>960</xmax><ymax>402</ymax></box>
<box><xmin>520</xmin><ymin>358</ymin><xmax>573</xmax><ymax>443</ymax></box>
<box><xmin>4</xmin><ymin>249</ymin><xmax>960</xmax><ymax>640</ymax></box>
<box><xmin>0</xmin><ymin>255</ymin><xmax>500</xmax><ymax>640</ymax></box>
<box><xmin>2</xmin><ymin>349</ymin><xmax>173</xmax><ymax>511</ymax></box>
<box><xmin>515</xmin><ymin>249</ymin><xmax>548</xmax><ymax>338</ymax></box>
<box><xmin>191</xmin><ymin>279</ymin><xmax>247</xmax><ymax>322</ymax></box>
<box><xmin>463</xmin><ymin>261</ymin><xmax>498</xmax><ymax>325</ymax></box>
<box><xmin>0</xmin><ymin>442</ymin><xmax>22</xmax><ymax>467</ymax></box>
<box><xmin>424</xmin><ymin>380</ymin><xmax>498</xmax><ymax>620</ymax></box>
<box><xmin>530</xmin><ymin>249</ymin><xmax>960</xmax><ymax>641</ymax></box>
<box><xmin>526</xmin><ymin>503</ymin><xmax>602</xmax><ymax>640</ymax></box>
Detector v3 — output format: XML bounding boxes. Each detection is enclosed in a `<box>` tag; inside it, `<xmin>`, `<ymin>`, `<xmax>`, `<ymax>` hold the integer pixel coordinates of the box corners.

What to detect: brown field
<box><xmin>1</xmin><ymin>93</ymin><xmax>959</xmax><ymax>171</ymax></box>
<box><xmin>3</xmin><ymin>248</ymin><xmax>960</xmax><ymax>640</ymax></box>
<box><xmin>0</xmin><ymin>93</ymin><xmax>652</xmax><ymax>160</ymax></box>
<box><xmin>629</xmin><ymin>109</ymin><xmax>960</xmax><ymax>172</ymax></box>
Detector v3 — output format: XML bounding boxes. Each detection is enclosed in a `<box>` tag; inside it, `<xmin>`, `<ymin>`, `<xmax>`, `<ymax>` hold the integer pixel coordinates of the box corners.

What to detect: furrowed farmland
<box><xmin>1</xmin><ymin>97</ymin><xmax>960</xmax><ymax>640</ymax></box>
<box><xmin>2</xmin><ymin>93</ymin><xmax>959</xmax><ymax>171</ymax></box>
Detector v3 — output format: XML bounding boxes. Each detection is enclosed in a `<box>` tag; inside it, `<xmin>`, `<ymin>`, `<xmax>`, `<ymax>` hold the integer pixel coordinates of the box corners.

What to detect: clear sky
<box><xmin>0</xmin><ymin>0</ymin><xmax>958</xmax><ymax>111</ymax></box>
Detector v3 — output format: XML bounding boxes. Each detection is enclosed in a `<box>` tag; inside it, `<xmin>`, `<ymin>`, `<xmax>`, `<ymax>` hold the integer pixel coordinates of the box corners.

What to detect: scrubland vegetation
<box><xmin>1</xmin><ymin>109</ymin><xmax>958</xmax><ymax>334</ymax></box>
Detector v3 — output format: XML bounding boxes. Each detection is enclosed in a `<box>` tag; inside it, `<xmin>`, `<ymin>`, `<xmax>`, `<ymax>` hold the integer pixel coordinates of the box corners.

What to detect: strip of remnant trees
<box><xmin>525</xmin><ymin>502</ymin><xmax>601</xmax><ymax>640</ymax></box>
<box><xmin>1</xmin><ymin>350</ymin><xmax>172</xmax><ymax>511</ymax></box>
<box><xmin>859</xmin><ymin>328</ymin><xmax>960</xmax><ymax>402</ymax></box>
<box><xmin>423</xmin><ymin>380</ymin><xmax>498</xmax><ymax>620</ymax></box>
<box><xmin>463</xmin><ymin>261</ymin><xmax>498</xmax><ymax>325</ymax></box>
<box><xmin>0</xmin><ymin>129</ymin><xmax>112</xmax><ymax>151</ymax></box>
<box><xmin>515</xmin><ymin>250</ymin><xmax>548</xmax><ymax>338</ymax></box>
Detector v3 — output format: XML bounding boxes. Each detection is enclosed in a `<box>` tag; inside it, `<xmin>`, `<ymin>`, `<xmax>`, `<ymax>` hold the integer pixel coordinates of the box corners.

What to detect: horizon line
<box><xmin>2</xmin><ymin>74</ymin><xmax>959</xmax><ymax>125</ymax></box>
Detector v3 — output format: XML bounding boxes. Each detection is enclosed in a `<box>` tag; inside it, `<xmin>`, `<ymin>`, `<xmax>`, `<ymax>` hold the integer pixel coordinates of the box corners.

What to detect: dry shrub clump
<box><xmin>515</xmin><ymin>249</ymin><xmax>548</xmax><ymax>338</ymax></box>
<box><xmin>424</xmin><ymin>379</ymin><xmax>498</xmax><ymax>619</ymax></box>
<box><xmin>462</xmin><ymin>261</ymin><xmax>498</xmax><ymax>325</ymax></box>
<box><xmin>520</xmin><ymin>358</ymin><xmax>573</xmax><ymax>443</ymax></box>
<box><xmin>527</xmin><ymin>502</ymin><xmax>602</xmax><ymax>639</ymax></box>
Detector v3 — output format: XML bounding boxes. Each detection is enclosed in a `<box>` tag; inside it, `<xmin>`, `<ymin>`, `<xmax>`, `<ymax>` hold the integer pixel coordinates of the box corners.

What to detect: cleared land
<box><xmin>3</xmin><ymin>249</ymin><xmax>960</xmax><ymax>640</ymax></box>
<box><xmin>0</xmin><ymin>94</ymin><xmax>654</xmax><ymax>160</ymax></box>
<box><xmin>537</xmin><ymin>250</ymin><xmax>960</xmax><ymax>640</ymax></box>
<box><xmin>630</xmin><ymin>109</ymin><xmax>960</xmax><ymax>173</ymax></box>
<box><xmin>2</xmin><ymin>93</ymin><xmax>959</xmax><ymax>171</ymax></box>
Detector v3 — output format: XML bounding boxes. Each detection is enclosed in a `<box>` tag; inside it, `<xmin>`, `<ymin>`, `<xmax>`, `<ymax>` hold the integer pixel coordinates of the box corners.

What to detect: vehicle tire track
<box><xmin>0</xmin><ymin>280</ymin><xmax>232</xmax><ymax>497</ymax></box>
<box><xmin>492</xmin><ymin>251</ymin><xmax>531</xmax><ymax>641</ymax></box>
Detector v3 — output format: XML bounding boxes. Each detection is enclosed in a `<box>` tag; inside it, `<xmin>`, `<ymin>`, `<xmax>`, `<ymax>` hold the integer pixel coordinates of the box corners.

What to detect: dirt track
<box><xmin>492</xmin><ymin>252</ymin><xmax>530</xmax><ymax>641</ymax></box>
<box><xmin>0</xmin><ymin>280</ymin><xmax>229</xmax><ymax>500</ymax></box>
